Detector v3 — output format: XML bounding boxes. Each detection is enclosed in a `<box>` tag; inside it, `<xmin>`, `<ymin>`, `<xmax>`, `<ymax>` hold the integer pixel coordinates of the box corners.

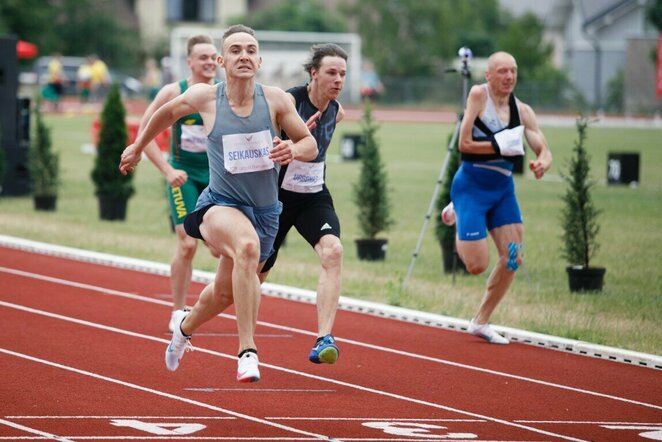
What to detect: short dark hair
<box><xmin>303</xmin><ymin>43</ymin><xmax>348</xmax><ymax>76</ymax></box>
<box><xmin>186</xmin><ymin>34</ymin><xmax>213</xmax><ymax>56</ymax></box>
<box><xmin>222</xmin><ymin>24</ymin><xmax>257</xmax><ymax>45</ymax></box>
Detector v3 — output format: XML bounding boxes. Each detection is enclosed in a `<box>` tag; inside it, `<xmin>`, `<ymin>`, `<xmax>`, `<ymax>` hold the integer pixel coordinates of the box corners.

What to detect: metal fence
<box><xmin>378</xmin><ymin>76</ymin><xmax>583</xmax><ymax>113</ymax></box>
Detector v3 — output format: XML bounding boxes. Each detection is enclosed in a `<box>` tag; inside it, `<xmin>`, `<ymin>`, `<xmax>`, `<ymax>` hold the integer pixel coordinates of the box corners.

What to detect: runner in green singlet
<box><xmin>138</xmin><ymin>35</ymin><xmax>219</xmax><ymax>331</ymax></box>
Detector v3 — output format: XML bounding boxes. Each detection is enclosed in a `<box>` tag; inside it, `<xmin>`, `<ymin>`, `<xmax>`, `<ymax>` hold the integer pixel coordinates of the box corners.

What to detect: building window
<box><xmin>167</xmin><ymin>0</ymin><xmax>215</xmax><ymax>23</ymax></box>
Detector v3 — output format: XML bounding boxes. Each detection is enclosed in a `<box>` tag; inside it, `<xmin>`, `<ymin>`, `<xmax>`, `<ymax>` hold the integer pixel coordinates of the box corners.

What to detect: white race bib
<box><xmin>494</xmin><ymin>125</ymin><xmax>525</xmax><ymax>156</ymax></box>
<box><xmin>180</xmin><ymin>125</ymin><xmax>207</xmax><ymax>153</ymax></box>
<box><xmin>222</xmin><ymin>130</ymin><xmax>274</xmax><ymax>174</ymax></box>
<box><xmin>281</xmin><ymin>160</ymin><xmax>325</xmax><ymax>193</ymax></box>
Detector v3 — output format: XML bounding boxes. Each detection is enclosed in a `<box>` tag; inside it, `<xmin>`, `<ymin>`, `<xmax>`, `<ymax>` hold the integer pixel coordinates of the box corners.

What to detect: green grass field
<box><xmin>1</xmin><ymin>111</ymin><xmax>660</xmax><ymax>355</ymax></box>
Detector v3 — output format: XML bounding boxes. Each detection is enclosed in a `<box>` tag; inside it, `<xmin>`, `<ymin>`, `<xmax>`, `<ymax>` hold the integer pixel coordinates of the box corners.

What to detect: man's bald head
<box><xmin>487</xmin><ymin>52</ymin><xmax>517</xmax><ymax>73</ymax></box>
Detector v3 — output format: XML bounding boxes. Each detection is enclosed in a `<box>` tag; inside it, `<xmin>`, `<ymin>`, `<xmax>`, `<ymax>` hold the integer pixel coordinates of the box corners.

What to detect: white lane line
<box><xmin>0</xmin><ymin>418</ymin><xmax>73</xmax><ymax>442</ymax></box>
<box><xmin>2</xmin><ymin>266</ymin><xmax>660</xmax><ymax>412</ymax></box>
<box><xmin>515</xmin><ymin>421</ymin><xmax>662</xmax><ymax>425</ymax></box>
<box><xmin>0</xmin><ymin>436</ymin><xmax>322</xmax><ymax>442</ymax></box>
<box><xmin>0</xmin><ymin>436</ymin><xmax>323</xmax><ymax>440</ymax></box>
<box><xmin>0</xmin><ymin>348</ymin><xmax>334</xmax><ymax>441</ymax></box>
<box><xmin>6</xmin><ymin>416</ymin><xmax>235</xmax><ymax>420</ymax></box>
<box><xmin>1</xmin><ymin>302</ymin><xmax>587</xmax><ymax>442</ymax></box>
<box><xmin>267</xmin><ymin>418</ymin><xmax>487</xmax><ymax>422</ymax></box>
<box><xmin>184</xmin><ymin>388</ymin><xmax>336</xmax><ymax>393</ymax></box>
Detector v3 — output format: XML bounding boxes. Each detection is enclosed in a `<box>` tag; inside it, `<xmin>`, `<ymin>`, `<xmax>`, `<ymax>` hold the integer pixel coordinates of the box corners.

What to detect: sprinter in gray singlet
<box><xmin>119</xmin><ymin>24</ymin><xmax>318</xmax><ymax>383</ymax></box>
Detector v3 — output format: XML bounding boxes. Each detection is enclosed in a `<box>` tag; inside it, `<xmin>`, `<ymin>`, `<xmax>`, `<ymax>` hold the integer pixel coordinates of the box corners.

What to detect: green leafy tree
<box><xmin>496</xmin><ymin>11</ymin><xmax>572</xmax><ymax>109</ymax></box>
<box><xmin>55</xmin><ymin>0</ymin><xmax>141</xmax><ymax>69</ymax></box>
<box><xmin>230</xmin><ymin>0</ymin><xmax>347</xmax><ymax>32</ymax></box>
<box><xmin>91</xmin><ymin>83</ymin><xmax>134</xmax><ymax>200</ymax></box>
<box><xmin>648</xmin><ymin>0</ymin><xmax>662</xmax><ymax>31</ymax></box>
<box><xmin>560</xmin><ymin>117</ymin><xmax>601</xmax><ymax>268</ymax></box>
<box><xmin>344</xmin><ymin>0</ymin><xmax>499</xmax><ymax>77</ymax></box>
<box><xmin>0</xmin><ymin>0</ymin><xmax>140</xmax><ymax>69</ymax></box>
<box><xmin>497</xmin><ymin>12</ymin><xmax>556</xmax><ymax>82</ymax></box>
<box><xmin>353</xmin><ymin>100</ymin><xmax>393</xmax><ymax>239</ymax></box>
<box><xmin>29</xmin><ymin>101</ymin><xmax>59</xmax><ymax>197</ymax></box>
<box><xmin>0</xmin><ymin>0</ymin><xmax>57</xmax><ymax>53</ymax></box>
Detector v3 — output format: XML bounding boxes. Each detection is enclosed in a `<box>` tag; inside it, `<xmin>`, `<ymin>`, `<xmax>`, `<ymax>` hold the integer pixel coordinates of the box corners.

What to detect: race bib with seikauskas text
<box><xmin>222</xmin><ymin>129</ymin><xmax>274</xmax><ymax>174</ymax></box>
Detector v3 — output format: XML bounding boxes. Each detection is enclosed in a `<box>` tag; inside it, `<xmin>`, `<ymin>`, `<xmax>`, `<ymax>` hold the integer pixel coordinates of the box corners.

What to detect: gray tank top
<box><xmin>472</xmin><ymin>84</ymin><xmax>509</xmax><ymax>138</ymax></box>
<box><xmin>206</xmin><ymin>82</ymin><xmax>279</xmax><ymax>207</ymax></box>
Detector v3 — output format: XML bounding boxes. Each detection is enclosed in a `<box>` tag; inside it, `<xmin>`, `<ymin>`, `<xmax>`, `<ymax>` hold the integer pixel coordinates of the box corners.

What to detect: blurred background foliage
<box><xmin>3</xmin><ymin>0</ymin><xmax>659</xmax><ymax>111</ymax></box>
<box><xmin>0</xmin><ymin>0</ymin><xmax>141</xmax><ymax>71</ymax></box>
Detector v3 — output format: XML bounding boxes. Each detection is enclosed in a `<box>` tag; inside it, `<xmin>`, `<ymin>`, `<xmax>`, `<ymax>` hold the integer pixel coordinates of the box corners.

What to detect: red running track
<box><xmin>1</xmin><ymin>245</ymin><xmax>661</xmax><ymax>441</ymax></box>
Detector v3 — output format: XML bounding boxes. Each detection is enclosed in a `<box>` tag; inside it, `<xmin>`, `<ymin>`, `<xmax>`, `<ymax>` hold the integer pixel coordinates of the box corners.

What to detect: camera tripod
<box><xmin>402</xmin><ymin>48</ymin><xmax>472</xmax><ymax>290</ymax></box>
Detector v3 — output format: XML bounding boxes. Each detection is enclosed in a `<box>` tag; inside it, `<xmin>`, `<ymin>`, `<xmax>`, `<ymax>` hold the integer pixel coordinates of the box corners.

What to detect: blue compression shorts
<box><xmin>450</xmin><ymin>160</ymin><xmax>523</xmax><ymax>241</ymax></box>
<box><xmin>184</xmin><ymin>187</ymin><xmax>282</xmax><ymax>262</ymax></box>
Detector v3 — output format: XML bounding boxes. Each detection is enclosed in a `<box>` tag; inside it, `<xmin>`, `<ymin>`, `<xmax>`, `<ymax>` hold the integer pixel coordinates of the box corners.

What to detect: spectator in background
<box><xmin>77</xmin><ymin>57</ymin><xmax>93</xmax><ymax>105</ymax></box>
<box><xmin>45</xmin><ymin>53</ymin><xmax>66</xmax><ymax>112</ymax></box>
<box><xmin>360</xmin><ymin>60</ymin><xmax>384</xmax><ymax>101</ymax></box>
<box><xmin>160</xmin><ymin>55</ymin><xmax>174</xmax><ymax>86</ymax></box>
<box><xmin>89</xmin><ymin>54</ymin><xmax>111</xmax><ymax>102</ymax></box>
<box><xmin>142</xmin><ymin>58</ymin><xmax>162</xmax><ymax>100</ymax></box>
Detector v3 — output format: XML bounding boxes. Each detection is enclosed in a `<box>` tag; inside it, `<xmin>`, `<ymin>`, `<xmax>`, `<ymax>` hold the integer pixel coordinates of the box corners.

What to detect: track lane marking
<box><xmin>2</xmin><ymin>266</ymin><xmax>661</xmax><ymax>412</ymax></box>
<box><xmin>1</xmin><ymin>302</ymin><xmax>588</xmax><ymax>442</ymax></box>
<box><xmin>6</xmin><ymin>416</ymin><xmax>236</xmax><ymax>420</ymax></box>
<box><xmin>0</xmin><ymin>348</ymin><xmax>334</xmax><ymax>441</ymax></box>
<box><xmin>0</xmin><ymin>418</ymin><xmax>73</xmax><ymax>442</ymax></box>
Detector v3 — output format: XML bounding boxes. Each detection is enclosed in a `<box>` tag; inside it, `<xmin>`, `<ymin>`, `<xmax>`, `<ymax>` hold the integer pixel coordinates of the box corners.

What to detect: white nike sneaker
<box><xmin>165</xmin><ymin>309</ymin><xmax>193</xmax><ymax>371</ymax></box>
<box><xmin>441</xmin><ymin>202</ymin><xmax>456</xmax><ymax>226</ymax></box>
<box><xmin>236</xmin><ymin>350</ymin><xmax>260</xmax><ymax>383</ymax></box>
<box><xmin>468</xmin><ymin>320</ymin><xmax>510</xmax><ymax>345</ymax></box>
<box><xmin>169</xmin><ymin>307</ymin><xmax>190</xmax><ymax>332</ymax></box>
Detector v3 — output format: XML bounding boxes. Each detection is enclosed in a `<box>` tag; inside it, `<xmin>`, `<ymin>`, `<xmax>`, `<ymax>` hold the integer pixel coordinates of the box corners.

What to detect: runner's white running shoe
<box><xmin>468</xmin><ymin>320</ymin><xmax>509</xmax><ymax>345</ymax></box>
<box><xmin>441</xmin><ymin>202</ymin><xmax>456</xmax><ymax>226</ymax></box>
<box><xmin>168</xmin><ymin>307</ymin><xmax>190</xmax><ymax>332</ymax></box>
<box><xmin>236</xmin><ymin>350</ymin><xmax>260</xmax><ymax>383</ymax></box>
<box><xmin>165</xmin><ymin>309</ymin><xmax>192</xmax><ymax>371</ymax></box>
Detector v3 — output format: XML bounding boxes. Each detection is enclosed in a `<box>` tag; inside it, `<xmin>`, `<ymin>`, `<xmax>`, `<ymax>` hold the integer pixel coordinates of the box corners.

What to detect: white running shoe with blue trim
<box><xmin>468</xmin><ymin>320</ymin><xmax>509</xmax><ymax>345</ymax></box>
<box><xmin>165</xmin><ymin>309</ymin><xmax>193</xmax><ymax>371</ymax></box>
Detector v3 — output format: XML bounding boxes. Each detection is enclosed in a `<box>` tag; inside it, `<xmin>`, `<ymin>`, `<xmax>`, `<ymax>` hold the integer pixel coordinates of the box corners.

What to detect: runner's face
<box><xmin>188</xmin><ymin>43</ymin><xmax>218</xmax><ymax>80</ymax></box>
<box><xmin>220</xmin><ymin>33</ymin><xmax>261</xmax><ymax>79</ymax></box>
<box><xmin>486</xmin><ymin>56</ymin><xmax>517</xmax><ymax>96</ymax></box>
<box><xmin>311</xmin><ymin>56</ymin><xmax>347</xmax><ymax>100</ymax></box>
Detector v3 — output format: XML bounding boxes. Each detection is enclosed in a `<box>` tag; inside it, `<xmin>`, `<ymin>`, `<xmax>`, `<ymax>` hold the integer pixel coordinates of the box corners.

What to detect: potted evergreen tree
<box><xmin>434</xmin><ymin>131</ymin><xmax>467</xmax><ymax>273</ymax></box>
<box><xmin>353</xmin><ymin>99</ymin><xmax>393</xmax><ymax>260</ymax></box>
<box><xmin>560</xmin><ymin>117</ymin><xmax>605</xmax><ymax>292</ymax></box>
<box><xmin>29</xmin><ymin>100</ymin><xmax>60</xmax><ymax>211</ymax></box>
<box><xmin>91</xmin><ymin>83</ymin><xmax>134</xmax><ymax>220</ymax></box>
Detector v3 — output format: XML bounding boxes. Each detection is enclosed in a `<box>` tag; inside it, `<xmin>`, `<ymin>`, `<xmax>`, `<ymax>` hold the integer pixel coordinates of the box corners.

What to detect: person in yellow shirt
<box><xmin>45</xmin><ymin>54</ymin><xmax>65</xmax><ymax>111</ymax></box>
<box><xmin>77</xmin><ymin>57</ymin><xmax>93</xmax><ymax>104</ymax></box>
<box><xmin>89</xmin><ymin>54</ymin><xmax>111</xmax><ymax>102</ymax></box>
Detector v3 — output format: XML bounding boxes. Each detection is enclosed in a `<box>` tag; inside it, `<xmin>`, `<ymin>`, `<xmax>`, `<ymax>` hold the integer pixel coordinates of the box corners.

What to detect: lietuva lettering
<box><xmin>172</xmin><ymin>187</ymin><xmax>187</xmax><ymax>219</ymax></box>
<box><xmin>228</xmin><ymin>147</ymin><xmax>270</xmax><ymax>161</ymax></box>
